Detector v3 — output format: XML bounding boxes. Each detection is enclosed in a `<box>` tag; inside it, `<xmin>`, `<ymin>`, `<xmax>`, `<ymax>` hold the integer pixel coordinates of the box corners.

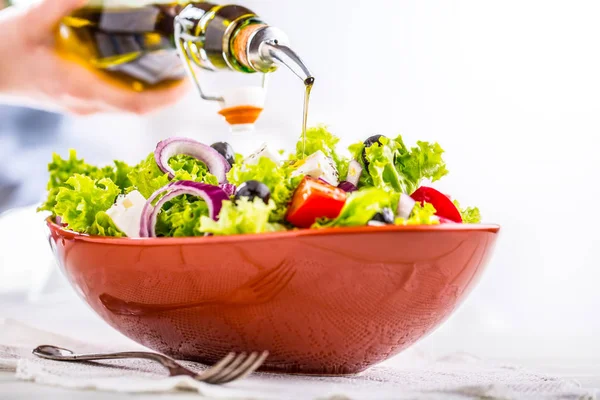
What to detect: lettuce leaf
<box><xmin>89</xmin><ymin>211</ymin><xmax>126</xmax><ymax>237</ymax></box>
<box><xmin>296</xmin><ymin>125</ymin><xmax>349</xmax><ymax>179</ymax></box>
<box><xmin>39</xmin><ymin>150</ymin><xmax>130</xmax><ymax>212</ymax></box>
<box><xmin>227</xmin><ymin>157</ymin><xmax>301</xmax><ymax>224</ymax></box>
<box><xmin>313</xmin><ymin>188</ymin><xmax>397</xmax><ymax>228</ymax></box>
<box><xmin>127</xmin><ymin>153</ymin><xmax>218</xmax><ymax>198</ymax></box>
<box><xmin>453</xmin><ymin>200</ymin><xmax>481</xmax><ymax>224</ymax></box>
<box><xmin>349</xmin><ymin>135</ymin><xmax>448</xmax><ymax>194</ymax></box>
<box><xmin>53</xmin><ymin>174</ymin><xmax>122</xmax><ymax>235</ymax></box>
<box><xmin>199</xmin><ymin>198</ymin><xmax>284</xmax><ymax>235</ymax></box>
<box><xmin>395</xmin><ymin>202</ymin><xmax>440</xmax><ymax>226</ymax></box>
<box><xmin>169</xmin><ymin>155</ymin><xmax>219</xmax><ymax>186</ymax></box>
<box><xmin>113</xmin><ymin>160</ymin><xmax>133</xmax><ymax>191</ymax></box>
<box><xmin>126</xmin><ymin>153</ymin><xmax>169</xmax><ymax>198</ymax></box>
<box><xmin>396</xmin><ymin>139</ymin><xmax>448</xmax><ymax>193</ymax></box>
<box><xmin>154</xmin><ymin>196</ymin><xmax>209</xmax><ymax>237</ymax></box>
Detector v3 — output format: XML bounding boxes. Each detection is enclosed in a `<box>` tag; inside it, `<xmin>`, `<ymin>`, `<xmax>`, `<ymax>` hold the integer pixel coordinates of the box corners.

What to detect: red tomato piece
<box><xmin>286</xmin><ymin>177</ymin><xmax>347</xmax><ymax>228</ymax></box>
<box><xmin>410</xmin><ymin>186</ymin><xmax>463</xmax><ymax>223</ymax></box>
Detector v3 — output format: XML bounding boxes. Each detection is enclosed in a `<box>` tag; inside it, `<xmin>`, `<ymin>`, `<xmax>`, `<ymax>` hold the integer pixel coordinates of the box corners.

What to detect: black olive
<box><xmin>234</xmin><ymin>180</ymin><xmax>271</xmax><ymax>204</ymax></box>
<box><xmin>362</xmin><ymin>135</ymin><xmax>385</xmax><ymax>166</ymax></box>
<box><xmin>370</xmin><ymin>207</ymin><xmax>395</xmax><ymax>225</ymax></box>
<box><xmin>211</xmin><ymin>142</ymin><xmax>235</xmax><ymax>166</ymax></box>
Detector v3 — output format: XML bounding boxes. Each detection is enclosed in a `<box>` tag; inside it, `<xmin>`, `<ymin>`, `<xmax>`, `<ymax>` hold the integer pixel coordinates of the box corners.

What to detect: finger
<box><xmin>54</xmin><ymin>53</ymin><xmax>191</xmax><ymax>114</ymax></box>
<box><xmin>67</xmin><ymin>104</ymin><xmax>102</xmax><ymax>116</ymax></box>
<box><xmin>124</xmin><ymin>81</ymin><xmax>191</xmax><ymax>114</ymax></box>
<box><xmin>32</xmin><ymin>0</ymin><xmax>87</xmax><ymax>31</ymax></box>
<box><xmin>99</xmin><ymin>80</ymin><xmax>191</xmax><ymax>115</ymax></box>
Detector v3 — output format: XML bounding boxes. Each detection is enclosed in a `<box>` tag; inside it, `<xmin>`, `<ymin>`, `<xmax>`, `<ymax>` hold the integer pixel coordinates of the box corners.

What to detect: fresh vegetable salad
<box><xmin>39</xmin><ymin>126</ymin><xmax>481</xmax><ymax>238</ymax></box>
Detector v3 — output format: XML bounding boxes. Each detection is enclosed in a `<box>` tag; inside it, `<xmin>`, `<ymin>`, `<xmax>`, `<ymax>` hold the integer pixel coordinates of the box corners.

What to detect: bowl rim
<box><xmin>46</xmin><ymin>218</ymin><xmax>500</xmax><ymax>246</ymax></box>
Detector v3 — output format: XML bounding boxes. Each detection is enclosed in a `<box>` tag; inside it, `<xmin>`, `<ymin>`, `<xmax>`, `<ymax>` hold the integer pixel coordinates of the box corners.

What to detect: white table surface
<box><xmin>1</xmin><ymin>287</ymin><xmax>600</xmax><ymax>400</ymax></box>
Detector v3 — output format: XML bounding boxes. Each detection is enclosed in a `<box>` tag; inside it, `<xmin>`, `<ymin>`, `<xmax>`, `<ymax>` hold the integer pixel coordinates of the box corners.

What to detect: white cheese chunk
<box><xmin>106</xmin><ymin>190</ymin><xmax>147</xmax><ymax>238</ymax></box>
<box><xmin>243</xmin><ymin>143</ymin><xmax>280</xmax><ymax>165</ymax></box>
<box><xmin>292</xmin><ymin>150</ymin><xmax>339</xmax><ymax>186</ymax></box>
<box><xmin>346</xmin><ymin>160</ymin><xmax>363</xmax><ymax>186</ymax></box>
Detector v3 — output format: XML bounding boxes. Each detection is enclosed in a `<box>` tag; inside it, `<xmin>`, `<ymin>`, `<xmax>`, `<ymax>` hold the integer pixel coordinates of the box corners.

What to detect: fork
<box><xmin>99</xmin><ymin>261</ymin><xmax>297</xmax><ymax>316</ymax></box>
<box><xmin>33</xmin><ymin>345</ymin><xmax>268</xmax><ymax>385</ymax></box>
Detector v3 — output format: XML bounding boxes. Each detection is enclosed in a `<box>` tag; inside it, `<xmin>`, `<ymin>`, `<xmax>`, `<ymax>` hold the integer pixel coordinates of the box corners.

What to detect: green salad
<box><xmin>39</xmin><ymin>126</ymin><xmax>481</xmax><ymax>238</ymax></box>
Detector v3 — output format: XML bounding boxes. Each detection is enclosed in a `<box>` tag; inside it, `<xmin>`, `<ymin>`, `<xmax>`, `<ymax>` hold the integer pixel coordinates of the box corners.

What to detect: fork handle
<box><xmin>36</xmin><ymin>350</ymin><xmax>191</xmax><ymax>375</ymax></box>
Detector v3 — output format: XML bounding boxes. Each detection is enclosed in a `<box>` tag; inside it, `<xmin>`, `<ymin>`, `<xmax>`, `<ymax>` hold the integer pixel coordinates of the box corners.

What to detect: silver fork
<box><xmin>33</xmin><ymin>345</ymin><xmax>268</xmax><ymax>385</ymax></box>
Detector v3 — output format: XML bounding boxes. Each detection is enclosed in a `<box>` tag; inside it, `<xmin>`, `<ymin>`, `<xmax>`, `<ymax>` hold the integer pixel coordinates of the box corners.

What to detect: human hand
<box><xmin>0</xmin><ymin>0</ymin><xmax>190</xmax><ymax>115</ymax></box>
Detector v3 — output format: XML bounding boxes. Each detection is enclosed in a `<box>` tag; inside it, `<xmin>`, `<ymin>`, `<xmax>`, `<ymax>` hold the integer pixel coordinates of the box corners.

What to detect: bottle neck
<box><xmin>174</xmin><ymin>2</ymin><xmax>313</xmax><ymax>101</ymax></box>
<box><xmin>230</xmin><ymin>23</ymin><xmax>272</xmax><ymax>73</ymax></box>
<box><xmin>176</xmin><ymin>3</ymin><xmax>265</xmax><ymax>73</ymax></box>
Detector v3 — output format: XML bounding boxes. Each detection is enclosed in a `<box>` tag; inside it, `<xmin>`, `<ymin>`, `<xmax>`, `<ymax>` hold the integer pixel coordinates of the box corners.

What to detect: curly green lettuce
<box><xmin>295</xmin><ymin>125</ymin><xmax>350</xmax><ymax>179</ymax></box>
<box><xmin>200</xmin><ymin>198</ymin><xmax>284</xmax><ymax>235</ymax></box>
<box><xmin>453</xmin><ymin>200</ymin><xmax>481</xmax><ymax>224</ymax></box>
<box><xmin>42</xmin><ymin>150</ymin><xmax>221</xmax><ymax>236</ymax></box>
<box><xmin>89</xmin><ymin>211</ymin><xmax>126</xmax><ymax>237</ymax></box>
<box><xmin>125</xmin><ymin>153</ymin><xmax>169</xmax><ymax>198</ymax></box>
<box><xmin>349</xmin><ymin>135</ymin><xmax>448</xmax><ymax>194</ymax></box>
<box><xmin>39</xmin><ymin>150</ymin><xmax>131</xmax><ymax>212</ymax></box>
<box><xmin>126</xmin><ymin>153</ymin><xmax>218</xmax><ymax>199</ymax></box>
<box><xmin>154</xmin><ymin>196</ymin><xmax>209</xmax><ymax>237</ymax></box>
<box><xmin>395</xmin><ymin>202</ymin><xmax>440</xmax><ymax>226</ymax></box>
<box><xmin>227</xmin><ymin>157</ymin><xmax>301</xmax><ymax>224</ymax></box>
<box><xmin>53</xmin><ymin>174</ymin><xmax>124</xmax><ymax>235</ymax></box>
<box><xmin>313</xmin><ymin>188</ymin><xmax>397</xmax><ymax>228</ymax></box>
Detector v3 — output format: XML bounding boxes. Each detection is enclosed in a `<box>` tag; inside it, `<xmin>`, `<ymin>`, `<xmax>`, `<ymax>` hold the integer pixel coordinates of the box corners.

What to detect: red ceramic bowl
<box><xmin>47</xmin><ymin>220</ymin><xmax>499</xmax><ymax>375</ymax></box>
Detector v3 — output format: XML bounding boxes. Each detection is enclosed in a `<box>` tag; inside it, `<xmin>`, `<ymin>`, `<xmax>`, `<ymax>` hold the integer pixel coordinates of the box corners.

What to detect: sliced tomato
<box><xmin>410</xmin><ymin>186</ymin><xmax>463</xmax><ymax>223</ymax></box>
<box><xmin>286</xmin><ymin>176</ymin><xmax>347</xmax><ymax>228</ymax></box>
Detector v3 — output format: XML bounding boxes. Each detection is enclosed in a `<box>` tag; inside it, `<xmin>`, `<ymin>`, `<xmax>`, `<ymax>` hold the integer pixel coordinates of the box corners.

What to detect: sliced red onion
<box><xmin>219</xmin><ymin>183</ymin><xmax>237</xmax><ymax>197</ymax></box>
<box><xmin>338</xmin><ymin>181</ymin><xmax>358</xmax><ymax>192</ymax></box>
<box><xmin>397</xmin><ymin>193</ymin><xmax>416</xmax><ymax>219</ymax></box>
<box><xmin>139</xmin><ymin>181</ymin><xmax>229</xmax><ymax>237</ymax></box>
<box><xmin>154</xmin><ymin>138</ymin><xmax>231</xmax><ymax>183</ymax></box>
<box><xmin>346</xmin><ymin>160</ymin><xmax>363</xmax><ymax>187</ymax></box>
<box><xmin>139</xmin><ymin>181</ymin><xmax>177</xmax><ymax>237</ymax></box>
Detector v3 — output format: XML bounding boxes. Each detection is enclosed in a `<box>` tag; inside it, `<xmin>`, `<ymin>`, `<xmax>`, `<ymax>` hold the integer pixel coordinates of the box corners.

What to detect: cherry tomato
<box><xmin>411</xmin><ymin>186</ymin><xmax>463</xmax><ymax>223</ymax></box>
<box><xmin>286</xmin><ymin>177</ymin><xmax>347</xmax><ymax>228</ymax></box>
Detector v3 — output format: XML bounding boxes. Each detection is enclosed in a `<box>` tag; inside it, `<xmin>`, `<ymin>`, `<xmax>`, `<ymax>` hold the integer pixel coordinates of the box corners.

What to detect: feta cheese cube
<box><xmin>106</xmin><ymin>190</ymin><xmax>147</xmax><ymax>238</ymax></box>
<box><xmin>292</xmin><ymin>150</ymin><xmax>339</xmax><ymax>186</ymax></box>
<box><xmin>346</xmin><ymin>160</ymin><xmax>363</xmax><ymax>186</ymax></box>
<box><xmin>243</xmin><ymin>143</ymin><xmax>280</xmax><ymax>165</ymax></box>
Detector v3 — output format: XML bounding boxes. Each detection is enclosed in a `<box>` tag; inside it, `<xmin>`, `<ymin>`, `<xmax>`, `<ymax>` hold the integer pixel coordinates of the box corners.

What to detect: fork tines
<box><xmin>198</xmin><ymin>351</ymin><xmax>269</xmax><ymax>384</ymax></box>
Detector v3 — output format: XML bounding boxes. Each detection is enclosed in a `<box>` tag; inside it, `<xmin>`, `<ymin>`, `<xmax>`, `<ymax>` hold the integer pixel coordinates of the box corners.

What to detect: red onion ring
<box><xmin>139</xmin><ymin>181</ymin><xmax>229</xmax><ymax>237</ymax></box>
<box><xmin>219</xmin><ymin>183</ymin><xmax>237</xmax><ymax>197</ymax></box>
<box><xmin>154</xmin><ymin>138</ymin><xmax>231</xmax><ymax>183</ymax></box>
<box><xmin>338</xmin><ymin>181</ymin><xmax>358</xmax><ymax>192</ymax></box>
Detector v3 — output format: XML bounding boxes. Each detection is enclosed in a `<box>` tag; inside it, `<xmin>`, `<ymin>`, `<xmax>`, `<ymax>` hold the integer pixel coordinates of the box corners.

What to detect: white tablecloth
<box><xmin>0</xmin><ymin>317</ymin><xmax>596</xmax><ymax>400</ymax></box>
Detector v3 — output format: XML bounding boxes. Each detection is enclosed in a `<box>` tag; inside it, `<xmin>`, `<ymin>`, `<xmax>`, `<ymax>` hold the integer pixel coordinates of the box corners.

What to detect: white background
<box><xmin>3</xmin><ymin>0</ymin><xmax>600</xmax><ymax>361</ymax></box>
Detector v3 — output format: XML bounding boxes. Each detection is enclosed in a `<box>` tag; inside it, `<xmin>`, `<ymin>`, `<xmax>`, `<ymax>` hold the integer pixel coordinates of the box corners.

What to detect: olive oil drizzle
<box><xmin>302</xmin><ymin>77</ymin><xmax>315</xmax><ymax>158</ymax></box>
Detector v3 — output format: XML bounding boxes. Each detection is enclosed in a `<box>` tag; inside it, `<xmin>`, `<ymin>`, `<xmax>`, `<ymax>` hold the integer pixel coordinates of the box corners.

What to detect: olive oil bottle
<box><xmin>56</xmin><ymin>2</ymin><xmax>312</xmax><ymax>92</ymax></box>
<box><xmin>55</xmin><ymin>1</ymin><xmax>315</xmax><ymax>135</ymax></box>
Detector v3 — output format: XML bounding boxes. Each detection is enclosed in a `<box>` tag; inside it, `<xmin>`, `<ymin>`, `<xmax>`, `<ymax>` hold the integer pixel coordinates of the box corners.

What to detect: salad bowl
<box><xmin>47</xmin><ymin>219</ymin><xmax>499</xmax><ymax>375</ymax></box>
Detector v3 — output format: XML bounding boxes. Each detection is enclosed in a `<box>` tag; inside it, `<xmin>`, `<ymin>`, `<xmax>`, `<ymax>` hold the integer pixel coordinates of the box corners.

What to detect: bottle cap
<box><xmin>218</xmin><ymin>87</ymin><xmax>266</xmax><ymax>129</ymax></box>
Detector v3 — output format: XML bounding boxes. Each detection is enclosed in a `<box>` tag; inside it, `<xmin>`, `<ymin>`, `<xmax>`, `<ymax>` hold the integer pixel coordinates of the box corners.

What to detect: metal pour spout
<box><xmin>246</xmin><ymin>26</ymin><xmax>314</xmax><ymax>85</ymax></box>
<box><xmin>261</xmin><ymin>41</ymin><xmax>314</xmax><ymax>85</ymax></box>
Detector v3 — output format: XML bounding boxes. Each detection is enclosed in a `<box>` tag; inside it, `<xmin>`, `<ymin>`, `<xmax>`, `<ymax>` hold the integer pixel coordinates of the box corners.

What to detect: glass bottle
<box><xmin>56</xmin><ymin>1</ymin><xmax>313</xmax><ymax>96</ymax></box>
